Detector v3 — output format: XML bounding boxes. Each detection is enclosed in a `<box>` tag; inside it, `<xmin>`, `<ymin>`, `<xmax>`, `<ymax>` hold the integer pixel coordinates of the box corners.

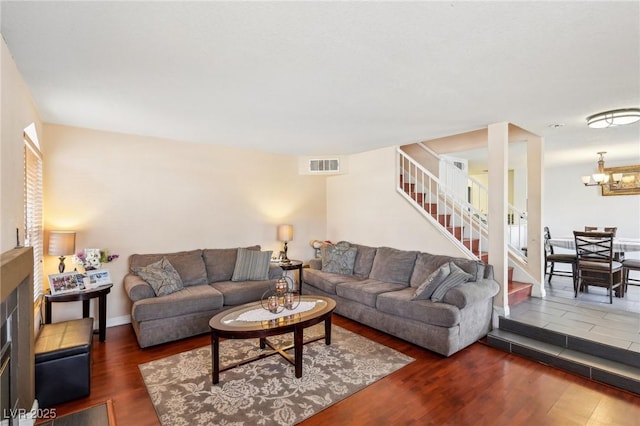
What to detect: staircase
<box><xmin>397</xmin><ymin>147</ymin><xmax>533</xmax><ymax>305</ymax></box>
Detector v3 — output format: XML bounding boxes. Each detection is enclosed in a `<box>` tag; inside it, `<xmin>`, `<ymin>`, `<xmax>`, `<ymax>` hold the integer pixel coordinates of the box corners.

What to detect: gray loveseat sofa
<box><xmin>124</xmin><ymin>247</ymin><xmax>282</xmax><ymax>348</ymax></box>
<box><xmin>303</xmin><ymin>242</ymin><xmax>499</xmax><ymax>356</ymax></box>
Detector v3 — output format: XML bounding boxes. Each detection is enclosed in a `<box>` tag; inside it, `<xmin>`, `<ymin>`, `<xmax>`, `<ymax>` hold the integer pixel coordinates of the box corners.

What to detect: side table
<box><xmin>44</xmin><ymin>283</ymin><xmax>113</xmax><ymax>342</ymax></box>
<box><xmin>278</xmin><ymin>260</ymin><xmax>304</xmax><ymax>293</ymax></box>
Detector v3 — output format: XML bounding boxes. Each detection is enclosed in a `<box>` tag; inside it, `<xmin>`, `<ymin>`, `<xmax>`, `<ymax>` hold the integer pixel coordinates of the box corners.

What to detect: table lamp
<box><xmin>48</xmin><ymin>231</ymin><xmax>76</xmax><ymax>273</ymax></box>
<box><xmin>277</xmin><ymin>224</ymin><xmax>293</xmax><ymax>262</ymax></box>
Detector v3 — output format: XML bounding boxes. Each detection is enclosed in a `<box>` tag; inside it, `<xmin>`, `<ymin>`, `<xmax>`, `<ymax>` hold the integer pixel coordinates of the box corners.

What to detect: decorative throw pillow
<box><xmin>431</xmin><ymin>262</ymin><xmax>474</xmax><ymax>302</ymax></box>
<box><xmin>321</xmin><ymin>241</ymin><xmax>357</xmax><ymax>275</ymax></box>
<box><xmin>231</xmin><ymin>248</ymin><xmax>272</xmax><ymax>281</ymax></box>
<box><xmin>411</xmin><ymin>262</ymin><xmax>451</xmax><ymax>301</ymax></box>
<box><xmin>132</xmin><ymin>257</ymin><xmax>183</xmax><ymax>297</ymax></box>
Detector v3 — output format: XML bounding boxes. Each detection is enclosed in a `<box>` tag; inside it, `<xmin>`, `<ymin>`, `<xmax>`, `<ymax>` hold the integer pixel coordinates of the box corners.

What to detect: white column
<box><xmin>527</xmin><ymin>135</ymin><xmax>545</xmax><ymax>297</ymax></box>
<box><xmin>488</xmin><ymin>122</ymin><xmax>509</xmax><ymax>316</ymax></box>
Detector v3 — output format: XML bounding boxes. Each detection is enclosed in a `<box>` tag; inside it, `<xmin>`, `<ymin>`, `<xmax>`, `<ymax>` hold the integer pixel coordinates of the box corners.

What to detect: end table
<box><xmin>44</xmin><ymin>283</ymin><xmax>113</xmax><ymax>342</ymax></box>
<box><xmin>278</xmin><ymin>260</ymin><xmax>304</xmax><ymax>293</ymax></box>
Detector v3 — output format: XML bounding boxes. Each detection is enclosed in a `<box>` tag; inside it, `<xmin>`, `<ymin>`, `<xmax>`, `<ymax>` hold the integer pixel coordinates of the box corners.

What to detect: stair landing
<box><xmin>487</xmin><ymin>294</ymin><xmax>640</xmax><ymax>394</ymax></box>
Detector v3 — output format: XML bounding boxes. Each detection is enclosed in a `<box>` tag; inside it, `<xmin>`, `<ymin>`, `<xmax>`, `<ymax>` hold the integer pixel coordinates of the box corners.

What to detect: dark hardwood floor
<box><xmin>44</xmin><ymin>315</ymin><xmax>640</xmax><ymax>425</ymax></box>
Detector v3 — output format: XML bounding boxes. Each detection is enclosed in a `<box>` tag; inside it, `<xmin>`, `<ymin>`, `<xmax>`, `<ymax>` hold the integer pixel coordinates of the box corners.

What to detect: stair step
<box><xmin>463</xmin><ymin>238</ymin><xmax>480</xmax><ymax>252</ymax></box>
<box><xmin>422</xmin><ymin>203</ymin><xmax>438</xmax><ymax>214</ymax></box>
<box><xmin>486</xmin><ymin>328</ymin><xmax>640</xmax><ymax>394</ymax></box>
<box><xmin>446</xmin><ymin>226</ymin><xmax>463</xmax><ymax>239</ymax></box>
<box><xmin>507</xmin><ymin>281</ymin><xmax>531</xmax><ymax>306</ymax></box>
<box><xmin>410</xmin><ymin>192</ymin><xmax>426</xmax><ymax>204</ymax></box>
<box><xmin>477</xmin><ymin>252</ymin><xmax>489</xmax><ymax>263</ymax></box>
<box><xmin>434</xmin><ymin>214</ymin><xmax>451</xmax><ymax>227</ymax></box>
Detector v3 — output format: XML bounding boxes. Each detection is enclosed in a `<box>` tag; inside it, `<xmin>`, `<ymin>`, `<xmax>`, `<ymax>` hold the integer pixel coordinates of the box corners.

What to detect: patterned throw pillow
<box><xmin>411</xmin><ymin>262</ymin><xmax>451</xmax><ymax>301</ymax></box>
<box><xmin>132</xmin><ymin>257</ymin><xmax>184</xmax><ymax>297</ymax></box>
<box><xmin>431</xmin><ymin>262</ymin><xmax>474</xmax><ymax>302</ymax></box>
<box><xmin>321</xmin><ymin>242</ymin><xmax>357</xmax><ymax>275</ymax></box>
<box><xmin>231</xmin><ymin>248</ymin><xmax>272</xmax><ymax>281</ymax></box>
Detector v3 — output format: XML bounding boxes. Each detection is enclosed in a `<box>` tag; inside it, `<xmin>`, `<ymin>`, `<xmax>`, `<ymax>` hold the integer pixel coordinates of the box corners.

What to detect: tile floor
<box><xmin>507</xmin><ymin>275</ymin><xmax>640</xmax><ymax>353</ymax></box>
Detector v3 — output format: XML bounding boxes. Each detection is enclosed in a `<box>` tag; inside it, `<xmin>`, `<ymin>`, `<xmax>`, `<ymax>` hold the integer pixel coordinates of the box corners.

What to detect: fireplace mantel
<box><xmin>1</xmin><ymin>247</ymin><xmax>33</xmax><ymax>301</ymax></box>
<box><xmin>1</xmin><ymin>246</ymin><xmax>35</xmax><ymax>415</ymax></box>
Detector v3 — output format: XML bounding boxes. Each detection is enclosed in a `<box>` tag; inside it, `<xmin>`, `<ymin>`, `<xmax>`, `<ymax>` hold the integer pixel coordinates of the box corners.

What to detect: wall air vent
<box><xmin>309</xmin><ymin>159</ymin><xmax>340</xmax><ymax>173</ymax></box>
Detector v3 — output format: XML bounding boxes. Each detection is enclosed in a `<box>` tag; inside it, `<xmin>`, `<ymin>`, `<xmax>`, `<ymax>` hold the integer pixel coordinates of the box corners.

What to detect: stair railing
<box><xmin>417</xmin><ymin>142</ymin><xmax>529</xmax><ymax>260</ymax></box>
<box><xmin>397</xmin><ymin>148</ymin><xmax>486</xmax><ymax>260</ymax></box>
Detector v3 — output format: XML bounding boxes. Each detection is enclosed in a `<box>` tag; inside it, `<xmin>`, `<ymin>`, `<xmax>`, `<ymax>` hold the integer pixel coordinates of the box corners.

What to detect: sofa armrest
<box><xmin>443</xmin><ymin>279</ymin><xmax>500</xmax><ymax>309</ymax></box>
<box><xmin>307</xmin><ymin>258</ymin><xmax>322</xmax><ymax>270</ymax></box>
<box><xmin>268</xmin><ymin>264</ymin><xmax>284</xmax><ymax>280</ymax></box>
<box><xmin>123</xmin><ymin>273</ymin><xmax>156</xmax><ymax>302</ymax></box>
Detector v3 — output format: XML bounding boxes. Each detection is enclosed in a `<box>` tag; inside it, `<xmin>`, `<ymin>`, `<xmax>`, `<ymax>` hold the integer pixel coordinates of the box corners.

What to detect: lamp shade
<box><xmin>48</xmin><ymin>231</ymin><xmax>76</xmax><ymax>256</ymax></box>
<box><xmin>277</xmin><ymin>224</ymin><xmax>293</xmax><ymax>242</ymax></box>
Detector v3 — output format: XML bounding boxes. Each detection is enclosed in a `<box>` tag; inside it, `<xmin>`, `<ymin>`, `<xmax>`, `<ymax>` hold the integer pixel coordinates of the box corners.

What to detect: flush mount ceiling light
<box><xmin>586</xmin><ymin>108</ymin><xmax>640</xmax><ymax>128</ymax></box>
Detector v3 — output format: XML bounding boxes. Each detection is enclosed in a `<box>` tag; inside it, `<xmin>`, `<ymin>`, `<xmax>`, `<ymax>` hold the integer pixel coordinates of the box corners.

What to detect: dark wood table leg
<box><xmin>212</xmin><ymin>333</ymin><xmax>220</xmax><ymax>384</ymax></box>
<box><xmin>294</xmin><ymin>326</ymin><xmax>303</xmax><ymax>378</ymax></box>
<box><xmin>298</xmin><ymin>266</ymin><xmax>303</xmax><ymax>295</ymax></box>
<box><xmin>98</xmin><ymin>294</ymin><xmax>107</xmax><ymax>342</ymax></box>
<box><xmin>259</xmin><ymin>337</ymin><xmax>266</xmax><ymax>349</ymax></box>
<box><xmin>82</xmin><ymin>300</ymin><xmax>90</xmax><ymax>318</ymax></box>
<box><xmin>325</xmin><ymin>315</ymin><xmax>332</xmax><ymax>345</ymax></box>
<box><xmin>45</xmin><ymin>299</ymin><xmax>52</xmax><ymax>324</ymax></box>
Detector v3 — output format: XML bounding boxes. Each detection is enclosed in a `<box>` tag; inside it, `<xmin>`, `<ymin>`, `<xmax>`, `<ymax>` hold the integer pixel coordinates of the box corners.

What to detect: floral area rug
<box><xmin>139</xmin><ymin>324</ymin><xmax>414</xmax><ymax>426</ymax></box>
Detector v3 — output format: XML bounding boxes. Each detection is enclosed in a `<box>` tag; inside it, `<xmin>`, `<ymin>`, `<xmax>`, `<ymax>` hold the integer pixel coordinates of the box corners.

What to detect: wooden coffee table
<box><xmin>209</xmin><ymin>295</ymin><xmax>336</xmax><ymax>384</ymax></box>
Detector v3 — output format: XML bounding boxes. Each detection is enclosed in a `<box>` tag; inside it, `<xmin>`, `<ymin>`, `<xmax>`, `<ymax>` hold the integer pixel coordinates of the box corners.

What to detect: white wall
<box><xmin>326</xmin><ymin>146</ymin><xmax>465</xmax><ymax>256</ymax></box>
<box><xmin>1</xmin><ymin>36</ymin><xmax>42</xmax><ymax>252</ymax></box>
<box><xmin>544</xmin><ymin>161</ymin><xmax>640</xmax><ymax>262</ymax></box>
<box><xmin>43</xmin><ymin>124</ymin><xmax>327</xmax><ymax>326</ymax></box>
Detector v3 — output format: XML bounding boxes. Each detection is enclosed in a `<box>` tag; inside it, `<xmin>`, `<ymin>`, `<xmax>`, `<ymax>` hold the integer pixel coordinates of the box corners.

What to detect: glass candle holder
<box><xmin>284</xmin><ymin>292</ymin><xmax>295</xmax><ymax>309</ymax></box>
<box><xmin>267</xmin><ymin>295</ymin><xmax>279</xmax><ymax>313</ymax></box>
<box><xmin>275</xmin><ymin>278</ymin><xmax>288</xmax><ymax>295</ymax></box>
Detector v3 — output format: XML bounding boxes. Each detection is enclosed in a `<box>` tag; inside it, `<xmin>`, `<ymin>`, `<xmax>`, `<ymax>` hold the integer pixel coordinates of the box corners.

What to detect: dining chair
<box><xmin>544</xmin><ymin>226</ymin><xmax>576</xmax><ymax>285</ymax></box>
<box><xmin>584</xmin><ymin>226</ymin><xmax>598</xmax><ymax>232</ymax></box>
<box><xmin>573</xmin><ymin>231</ymin><xmax>623</xmax><ymax>304</ymax></box>
<box><xmin>621</xmin><ymin>259</ymin><xmax>640</xmax><ymax>297</ymax></box>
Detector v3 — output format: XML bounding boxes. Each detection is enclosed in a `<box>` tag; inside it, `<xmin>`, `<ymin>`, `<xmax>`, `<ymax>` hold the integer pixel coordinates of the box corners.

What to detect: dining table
<box><xmin>548</xmin><ymin>237</ymin><xmax>640</xmax><ymax>252</ymax></box>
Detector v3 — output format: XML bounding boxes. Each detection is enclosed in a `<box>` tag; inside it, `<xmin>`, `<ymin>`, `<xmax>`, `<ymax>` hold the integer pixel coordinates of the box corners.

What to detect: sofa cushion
<box><xmin>411</xmin><ymin>262</ymin><xmax>450</xmax><ymax>301</ymax></box>
<box><xmin>231</xmin><ymin>248</ymin><xmax>272</xmax><ymax>281</ymax></box>
<box><xmin>303</xmin><ymin>268</ymin><xmax>364</xmax><ymax>295</ymax></box>
<box><xmin>129</xmin><ymin>249</ymin><xmax>207</xmax><ymax>287</ymax></box>
<box><xmin>132</xmin><ymin>257</ymin><xmax>183</xmax><ymax>297</ymax></box>
<box><xmin>335</xmin><ymin>279</ymin><xmax>406</xmax><ymax>308</ymax></box>
<box><xmin>321</xmin><ymin>242</ymin><xmax>357</xmax><ymax>274</ymax></box>
<box><xmin>376</xmin><ymin>287</ymin><xmax>461</xmax><ymax>328</ymax></box>
<box><xmin>431</xmin><ymin>262</ymin><xmax>474</xmax><ymax>302</ymax></box>
<box><xmin>352</xmin><ymin>243</ymin><xmax>377</xmax><ymax>278</ymax></box>
<box><xmin>369</xmin><ymin>247</ymin><xmax>418</xmax><ymax>286</ymax></box>
<box><xmin>131</xmin><ymin>284</ymin><xmax>224</xmax><ymax>322</ymax></box>
<box><xmin>410</xmin><ymin>253</ymin><xmax>484</xmax><ymax>287</ymax></box>
<box><xmin>203</xmin><ymin>245</ymin><xmax>260</xmax><ymax>283</ymax></box>
<box><xmin>211</xmin><ymin>280</ymin><xmax>275</xmax><ymax>306</ymax></box>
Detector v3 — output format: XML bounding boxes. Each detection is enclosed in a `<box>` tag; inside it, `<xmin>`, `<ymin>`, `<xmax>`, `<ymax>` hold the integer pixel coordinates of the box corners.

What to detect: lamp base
<box><xmin>58</xmin><ymin>256</ymin><xmax>66</xmax><ymax>273</ymax></box>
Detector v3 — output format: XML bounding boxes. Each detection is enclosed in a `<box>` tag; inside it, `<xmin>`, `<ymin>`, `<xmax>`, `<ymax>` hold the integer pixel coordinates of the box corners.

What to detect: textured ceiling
<box><xmin>1</xmin><ymin>1</ymin><xmax>639</xmax><ymax>167</ymax></box>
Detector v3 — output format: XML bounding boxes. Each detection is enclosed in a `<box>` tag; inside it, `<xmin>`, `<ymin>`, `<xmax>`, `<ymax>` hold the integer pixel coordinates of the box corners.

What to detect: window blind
<box><xmin>24</xmin><ymin>136</ymin><xmax>44</xmax><ymax>302</ymax></box>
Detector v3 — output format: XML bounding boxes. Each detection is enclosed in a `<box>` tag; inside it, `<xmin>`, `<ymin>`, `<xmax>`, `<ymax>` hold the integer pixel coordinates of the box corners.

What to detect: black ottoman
<box><xmin>35</xmin><ymin>318</ymin><xmax>94</xmax><ymax>408</ymax></box>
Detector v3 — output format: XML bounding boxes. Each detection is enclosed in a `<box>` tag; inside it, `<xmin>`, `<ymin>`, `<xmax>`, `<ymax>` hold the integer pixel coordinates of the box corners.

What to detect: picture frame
<box><xmin>48</xmin><ymin>272</ymin><xmax>85</xmax><ymax>295</ymax></box>
<box><xmin>85</xmin><ymin>269</ymin><xmax>112</xmax><ymax>287</ymax></box>
<box><xmin>601</xmin><ymin>165</ymin><xmax>640</xmax><ymax>196</ymax></box>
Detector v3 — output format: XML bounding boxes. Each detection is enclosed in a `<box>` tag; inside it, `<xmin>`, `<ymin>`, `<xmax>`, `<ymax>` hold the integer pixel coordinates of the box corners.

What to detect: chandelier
<box><xmin>581</xmin><ymin>152</ymin><xmax>623</xmax><ymax>187</ymax></box>
<box><xmin>586</xmin><ymin>108</ymin><xmax>640</xmax><ymax>128</ymax></box>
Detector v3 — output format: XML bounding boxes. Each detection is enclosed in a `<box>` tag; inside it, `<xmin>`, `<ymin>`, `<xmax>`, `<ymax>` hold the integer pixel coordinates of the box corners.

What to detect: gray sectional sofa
<box><xmin>303</xmin><ymin>242</ymin><xmax>500</xmax><ymax>356</ymax></box>
<box><xmin>123</xmin><ymin>247</ymin><xmax>282</xmax><ymax>348</ymax></box>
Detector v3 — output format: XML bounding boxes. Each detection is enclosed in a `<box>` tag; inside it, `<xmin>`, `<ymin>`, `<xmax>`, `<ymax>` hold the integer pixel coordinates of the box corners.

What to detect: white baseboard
<box><xmin>106</xmin><ymin>314</ymin><xmax>131</xmax><ymax>328</ymax></box>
